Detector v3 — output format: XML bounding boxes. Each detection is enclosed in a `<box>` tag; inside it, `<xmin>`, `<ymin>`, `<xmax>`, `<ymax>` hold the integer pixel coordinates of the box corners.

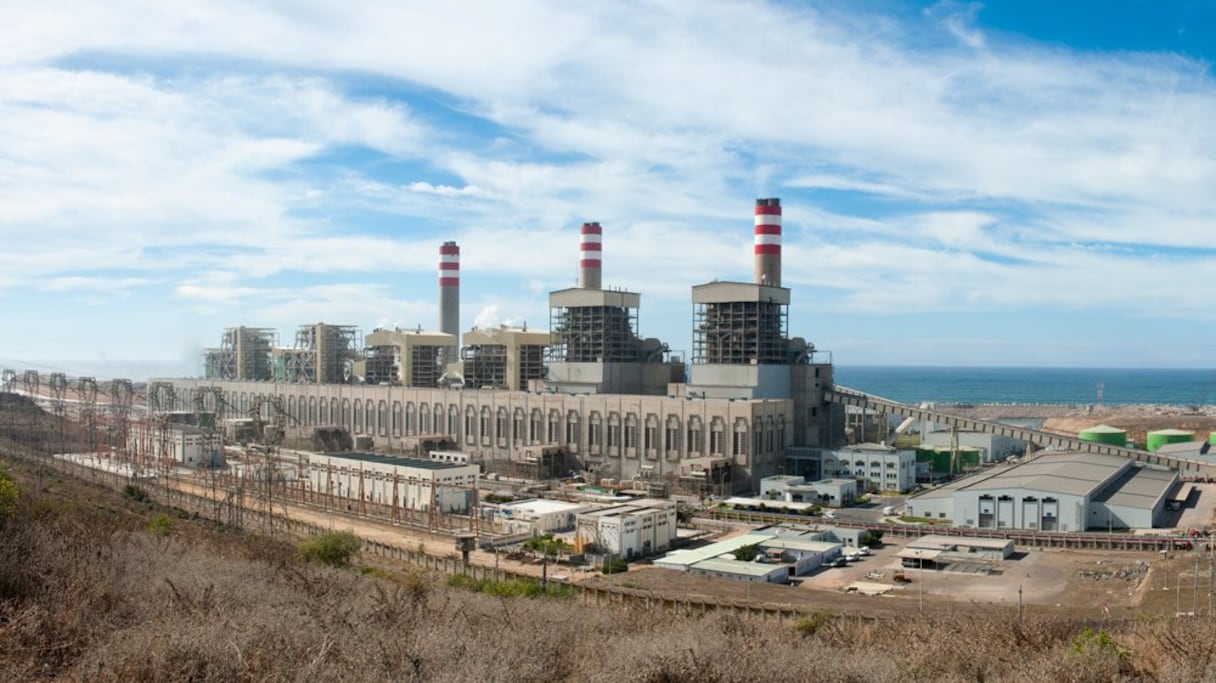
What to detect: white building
<box><xmin>921</xmin><ymin>428</ymin><xmax>1025</xmax><ymax>463</ymax></box>
<box><xmin>496</xmin><ymin>498</ymin><xmax>585</xmax><ymax>534</ymax></box>
<box><xmin>129</xmin><ymin>423</ymin><xmax>222</xmax><ymax>468</ymax></box>
<box><xmin>574</xmin><ymin>499</ymin><xmax>678</xmax><ymax>559</ymax></box>
<box><xmin>799</xmin><ymin>443</ymin><xmax>915</xmax><ymax>493</ymax></box>
<box><xmin>299</xmin><ymin>451</ymin><xmax>479</xmax><ymax>514</ymax></box>
<box><xmin>906</xmin><ymin>452</ymin><xmax>1178</xmax><ymax>531</ymax></box>
<box><xmin>655</xmin><ymin>530</ymin><xmax>842</xmax><ymax>583</ymax></box>
<box><xmin>759</xmin><ymin>475</ymin><xmax>857</xmax><ymax>507</ymax></box>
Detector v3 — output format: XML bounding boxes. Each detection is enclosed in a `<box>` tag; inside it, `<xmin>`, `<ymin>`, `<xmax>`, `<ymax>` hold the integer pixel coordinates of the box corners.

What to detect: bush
<box><xmin>602</xmin><ymin>557</ymin><xmax>629</xmax><ymax>574</ymax></box>
<box><xmin>733</xmin><ymin>543</ymin><xmax>761</xmax><ymax>562</ymax></box>
<box><xmin>296</xmin><ymin>531</ymin><xmax>362</xmax><ymax>567</ymax></box>
<box><xmin>146</xmin><ymin>514</ymin><xmax>175</xmax><ymax>536</ymax></box>
<box><xmin>122</xmin><ymin>483</ymin><xmax>150</xmax><ymax>503</ymax></box>
<box><xmin>0</xmin><ymin>464</ymin><xmax>19</xmax><ymax>518</ymax></box>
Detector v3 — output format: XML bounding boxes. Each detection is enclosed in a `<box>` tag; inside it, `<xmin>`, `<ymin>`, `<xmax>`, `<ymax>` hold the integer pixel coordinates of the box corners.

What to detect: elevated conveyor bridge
<box><xmin>825</xmin><ymin>385</ymin><xmax>1216</xmax><ymax>479</ymax></box>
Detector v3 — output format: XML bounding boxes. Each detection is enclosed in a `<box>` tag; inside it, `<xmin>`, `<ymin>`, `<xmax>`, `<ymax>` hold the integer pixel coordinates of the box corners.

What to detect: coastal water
<box><xmin>834</xmin><ymin>366</ymin><xmax>1216</xmax><ymax>406</ymax></box>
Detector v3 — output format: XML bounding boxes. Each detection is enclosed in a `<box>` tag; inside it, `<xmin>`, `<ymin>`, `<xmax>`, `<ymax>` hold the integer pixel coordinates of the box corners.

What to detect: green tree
<box><xmin>523</xmin><ymin>533</ymin><xmax>571</xmax><ymax>558</ymax></box>
<box><xmin>733</xmin><ymin>543</ymin><xmax>761</xmax><ymax>562</ymax></box>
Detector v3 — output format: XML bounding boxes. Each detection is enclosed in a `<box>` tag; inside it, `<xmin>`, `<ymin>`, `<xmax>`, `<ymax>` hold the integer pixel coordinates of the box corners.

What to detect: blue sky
<box><xmin>3</xmin><ymin>0</ymin><xmax>1216</xmax><ymax>379</ymax></box>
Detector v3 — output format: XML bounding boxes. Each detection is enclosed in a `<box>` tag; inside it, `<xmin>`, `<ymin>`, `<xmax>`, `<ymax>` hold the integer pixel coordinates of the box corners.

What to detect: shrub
<box><xmin>0</xmin><ymin>464</ymin><xmax>19</xmax><ymax>518</ymax></box>
<box><xmin>147</xmin><ymin>514</ymin><xmax>175</xmax><ymax>536</ymax></box>
<box><xmin>296</xmin><ymin>531</ymin><xmax>362</xmax><ymax>567</ymax></box>
<box><xmin>602</xmin><ymin>557</ymin><xmax>629</xmax><ymax>574</ymax></box>
<box><xmin>122</xmin><ymin>483</ymin><xmax>150</xmax><ymax>503</ymax></box>
<box><xmin>793</xmin><ymin>610</ymin><xmax>832</xmax><ymax>637</ymax></box>
<box><xmin>733</xmin><ymin>543</ymin><xmax>761</xmax><ymax>562</ymax></box>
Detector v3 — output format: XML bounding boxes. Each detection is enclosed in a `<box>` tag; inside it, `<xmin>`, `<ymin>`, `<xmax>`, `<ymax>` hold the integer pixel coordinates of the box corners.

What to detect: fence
<box><xmin>4</xmin><ymin>449</ymin><xmax>820</xmax><ymax>623</ymax></box>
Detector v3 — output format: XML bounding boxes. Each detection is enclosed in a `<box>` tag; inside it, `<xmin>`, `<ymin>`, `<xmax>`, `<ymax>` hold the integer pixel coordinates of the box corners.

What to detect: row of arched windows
<box><xmin>205</xmin><ymin>388</ymin><xmax>786</xmax><ymax>462</ymax></box>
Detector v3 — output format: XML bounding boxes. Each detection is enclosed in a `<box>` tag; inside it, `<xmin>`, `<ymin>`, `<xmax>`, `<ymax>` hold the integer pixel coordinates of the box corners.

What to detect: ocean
<box><xmin>833</xmin><ymin>366</ymin><xmax>1216</xmax><ymax>406</ymax></box>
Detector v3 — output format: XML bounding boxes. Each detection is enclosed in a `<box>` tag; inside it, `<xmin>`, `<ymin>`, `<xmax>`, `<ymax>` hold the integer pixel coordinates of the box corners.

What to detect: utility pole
<box><xmin>1017</xmin><ymin>584</ymin><xmax>1023</xmax><ymax>623</ymax></box>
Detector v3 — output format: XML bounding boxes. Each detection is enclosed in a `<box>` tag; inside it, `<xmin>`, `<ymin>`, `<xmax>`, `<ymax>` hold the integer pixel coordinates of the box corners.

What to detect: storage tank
<box><xmin>1078</xmin><ymin>424</ymin><xmax>1128</xmax><ymax>448</ymax></box>
<box><xmin>928</xmin><ymin>447</ymin><xmax>979</xmax><ymax>473</ymax></box>
<box><xmin>1146</xmin><ymin>429</ymin><xmax>1194</xmax><ymax>452</ymax></box>
<box><xmin>1209</xmin><ymin>431</ymin><xmax>1216</xmax><ymax>447</ymax></box>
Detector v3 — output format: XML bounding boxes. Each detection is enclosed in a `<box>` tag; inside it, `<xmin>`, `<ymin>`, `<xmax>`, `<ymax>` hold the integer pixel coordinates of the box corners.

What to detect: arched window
<box><xmin>419</xmin><ymin>403</ymin><xmax>430</xmax><ymax>434</ymax></box>
<box><xmin>566</xmin><ymin>410</ymin><xmax>581</xmax><ymax>450</ymax></box>
<box><xmin>710</xmin><ymin>417</ymin><xmax>725</xmax><ymax>455</ymax></box>
<box><xmin>687</xmin><ymin>415</ymin><xmax>704</xmax><ymax>455</ymax></box>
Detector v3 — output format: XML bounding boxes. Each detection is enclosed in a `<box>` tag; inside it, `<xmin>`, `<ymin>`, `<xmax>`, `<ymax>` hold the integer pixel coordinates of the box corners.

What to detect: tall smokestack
<box><xmin>438</xmin><ymin>241</ymin><xmax>460</xmax><ymax>337</ymax></box>
<box><xmin>578</xmin><ymin>222</ymin><xmax>602</xmax><ymax>290</ymax></box>
<box><xmin>753</xmin><ymin>198</ymin><xmax>781</xmax><ymax>286</ymax></box>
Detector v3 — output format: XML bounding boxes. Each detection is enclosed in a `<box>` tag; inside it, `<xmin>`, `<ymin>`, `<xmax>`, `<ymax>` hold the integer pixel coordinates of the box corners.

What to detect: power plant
<box><xmin>164</xmin><ymin>199</ymin><xmax>840</xmax><ymax>494</ymax></box>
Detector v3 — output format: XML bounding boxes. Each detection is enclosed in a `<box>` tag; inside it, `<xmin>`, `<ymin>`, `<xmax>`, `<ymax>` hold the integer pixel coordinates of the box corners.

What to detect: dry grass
<box><xmin>4</xmin><ymin>459</ymin><xmax>1216</xmax><ymax>682</ymax></box>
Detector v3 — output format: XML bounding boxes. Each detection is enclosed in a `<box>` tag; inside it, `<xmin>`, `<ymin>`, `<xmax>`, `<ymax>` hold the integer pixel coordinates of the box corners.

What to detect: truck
<box><xmin>882</xmin><ymin>505</ymin><xmax>896</xmax><ymax>516</ymax></box>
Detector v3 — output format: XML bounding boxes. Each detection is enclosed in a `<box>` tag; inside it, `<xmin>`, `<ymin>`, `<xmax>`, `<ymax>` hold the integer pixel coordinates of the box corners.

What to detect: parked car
<box><xmin>830</xmin><ymin>556</ymin><xmax>848</xmax><ymax>568</ymax></box>
<box><xmin>858</xmin><ymin>546</ymin><xmax>872</xmax><ymax>556</ymax></box>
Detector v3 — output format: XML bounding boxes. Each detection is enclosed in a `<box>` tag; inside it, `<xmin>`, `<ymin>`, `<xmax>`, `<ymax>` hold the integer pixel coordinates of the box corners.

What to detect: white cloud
<box><xmin>4</xmin><ymin>1</ymin><xmax>1216</xmax><ymax>364</ymax></box>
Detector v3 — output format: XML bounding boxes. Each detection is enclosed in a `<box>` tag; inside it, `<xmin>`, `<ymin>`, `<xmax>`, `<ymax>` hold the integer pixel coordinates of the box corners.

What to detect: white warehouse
<box><xmin>906</xmin><ymin>452</ymin><xmax>1178</xmax><ymax>531</ymax></box>
<box><xmin>574</xmin><ymin>499</ymin><xmax>678</xmax><ymax>560</ymax></box>
<box><xmin>298</xmin><ymin>451</ymin><xmax>479</xmax><ymax>514</ymax></box>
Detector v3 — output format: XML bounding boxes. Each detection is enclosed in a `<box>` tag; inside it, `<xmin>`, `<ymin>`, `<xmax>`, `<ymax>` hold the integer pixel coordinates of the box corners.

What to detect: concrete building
<box><xmin>496</xmin><ymin>498</ymin><xmax>585</xmax><ymax>534</ymax></box>
<box><xmin>906</xmin><ymin>452</ymin><xmax>1179</xmax><ymax>531</ymax></box>
<box><xmin>298</xmin><ymin>451</ymin><xmax>478</xmax><ymax>513</ymax></box>
<box><xmin>759</xmin><ymin>475</ymin><xmax>857</xmax><ymax>507</ymax></box>
<box><xmin>574</xmin><ymin>499</ymin><xmax>678</xmax><ymax>559</ymax></box>
<box><xmin>907</xmin><ymin>535</ymin><xmax>1014</xmax><ymax>560</ymax></box>
<box><xmin>921</xmin><ymin>428</ymin><xmax>1025</xmax><ymax>463</ymax></box>
<box><xmin>461</xmin><ymin>325</ymin><xmax>550</xmax><ymax>391</ymax></box>
<box><xmin>655</xmin><ymin>530</ymin><xmax>842</xmax><ymax>583</ymax></box>
<box><xmin>788</xmin><ymin>443</ymin><xmax>916</xmax><ymax>493</ymax></box>
<box><xmin>130</xmin><ymin>422</ymin><xmax>222</xmax><ymax>468</ymax></box>
<box><xmin>362</xmin><ymin>328</ymin><xmax>457</xmax><ymax>388</ymax></box>
<box><xmin>167</xmin><ymin>199</ymin><xmax>844</xmax><ymax>493</ymax></box>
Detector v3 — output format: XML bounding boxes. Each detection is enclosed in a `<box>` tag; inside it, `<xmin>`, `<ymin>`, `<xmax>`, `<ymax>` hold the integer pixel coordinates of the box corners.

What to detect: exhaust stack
<box><xmin>578</xmin><ymin>222</ymin><xmax>602</xmax><ymax>290</ymax></box>
<box><xmin>438</xmin><ymin>241</ymin><xmax>460</xmax><ymax>337</ymax></box>
<box><xmin>753</xmin><ymin>198</ymin><xmax>781</xmax><ymax>286</ymax></box>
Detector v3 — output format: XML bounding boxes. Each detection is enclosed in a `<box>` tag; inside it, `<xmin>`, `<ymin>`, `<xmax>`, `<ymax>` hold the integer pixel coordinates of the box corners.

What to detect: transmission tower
<box><xmin>47</xmin><ymin>372</ymin><xmax>68</xmax><ymax>455</ymax></box>
<box><xmin>20</xmin><ymin>370</ymin><xmax>40</xmax><ymax>398</ymax></box>
<box><xmin>108</xmin><ymin>379</ymin><xmax>134</xmax><ymax>474</ymax></box>
<box><xmin>76</xmin><ymin>377</ymin><xmax>99</xmax><ymax>458</ymax></box>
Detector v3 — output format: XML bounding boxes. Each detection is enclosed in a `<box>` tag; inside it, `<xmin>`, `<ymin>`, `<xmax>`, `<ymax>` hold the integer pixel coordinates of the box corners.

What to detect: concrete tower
<box><xmin>578</xmin><ymin>222</ymin><xmax>602</xmax><ymax>290</ymax></box>
<box><xmin>753</xmin><ymin>198</ymin><xmax>781</xmax><ymax>286</ymax></box>
<box><xmin>438</xmin><ymin>241</ymin><xmax>460</xmax><ymax>338</ymax></box>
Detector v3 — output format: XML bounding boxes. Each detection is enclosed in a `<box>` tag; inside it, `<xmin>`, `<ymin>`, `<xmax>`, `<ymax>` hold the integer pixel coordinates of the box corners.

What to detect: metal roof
<box><xmin>895</xmin><ymin>548</ymin><xmax>943</xmax><ymax>561</ymax></box>
<box><xmin>322</xmin><ymin>451</ymin><xmax>471</xmax><ymax>470</ymax></box>
<box><xmin>689</xmin><ymin>557</ymin><xmax>785</xmax><ymax>577</ymax></box>
<box><xmin>1092</xmin><ymin>465</ymin><xmax>1177</xmax><ymax>508</ymax></box>
<box><xmin>761</xmin><ymin>538</ymin><xmax>840</xmax><ymax>553</ymax></box>
<box><xmin>656</xmin><ymin>533</ymin><xmax>775</xmax><ymax>568</ymax></box>
<box><xmin>912</xmin><ymin>534</ymin><xmax>1013</xmax><ymax>551</ymax></box>
<box><xmin>936</xmin><ymin>452</ymin><xmax>1129</xmax><ymax>498</ymax></box>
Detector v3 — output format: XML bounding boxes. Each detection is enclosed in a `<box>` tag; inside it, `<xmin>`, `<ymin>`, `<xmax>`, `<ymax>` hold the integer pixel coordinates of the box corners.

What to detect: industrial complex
<box><xmin>6</xmin><ymin>196</ymin><xmax>1216</xmax><ymax>606</ymax></box>
<box><xmin>164</xmin><ymin>199</ymin><xmax>842</xmax><ymax>498</ymax></box>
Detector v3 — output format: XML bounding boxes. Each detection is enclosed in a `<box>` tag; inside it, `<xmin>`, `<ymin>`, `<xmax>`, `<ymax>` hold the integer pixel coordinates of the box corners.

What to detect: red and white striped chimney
<box><xmin>753</xmin><ymin>198</ymin><xmax>781</xmax><ymax>286</ymax></box>
<box><xmin>579</xmin><ymin>222</ymin><xmax>602</xmax><ymax>290</ymax></box>
<box><xmin>438</xmin><ymin>241</ymin><xmax>460</xmax><ymax>337</ymax></box>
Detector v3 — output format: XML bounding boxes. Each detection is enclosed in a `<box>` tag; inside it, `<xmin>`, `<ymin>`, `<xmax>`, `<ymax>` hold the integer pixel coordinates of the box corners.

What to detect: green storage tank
<box><xmin>1146</xmin><ymin>429</ymin><xmax>1194</xmax><ymax>452</ymax></box>
<box><xmin>1078</xmin><ymin>424</ymin><xmax>1128</xmax><ymax>448</ymax></box>
<box><xmin>929</xmin><ymin>446</ymin><xmax>980</xmax><ymax>473</ymax></box>
<box><xmin>1209</xmin><ymin>432</ymin><xmax>1216</xmax><ymax>447</ymax></box>
<box><xmin>915</xmin><ymin>447</ymin><xmax>936</xmax><ymax>464</ymax></box>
